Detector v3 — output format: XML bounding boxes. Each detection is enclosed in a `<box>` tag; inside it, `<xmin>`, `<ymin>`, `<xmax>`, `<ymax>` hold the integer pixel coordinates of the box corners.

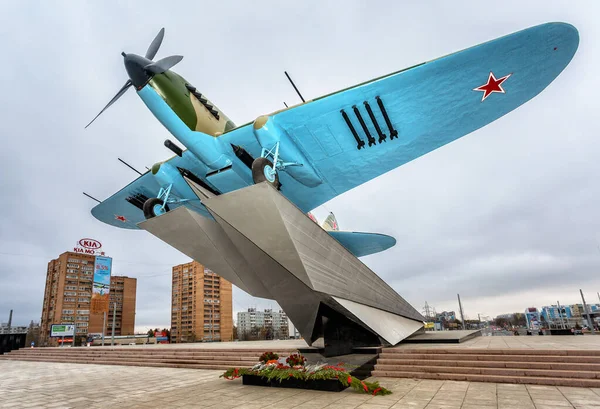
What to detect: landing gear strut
<box><xmin>142</xmin><ymin>184</ymin><xmax>192</xmax><ymax>219</ymax></box>
<box><xmin>251</xmin><ymin>141</ymin><xmax>301</xmax><ymax>189</ymax></box>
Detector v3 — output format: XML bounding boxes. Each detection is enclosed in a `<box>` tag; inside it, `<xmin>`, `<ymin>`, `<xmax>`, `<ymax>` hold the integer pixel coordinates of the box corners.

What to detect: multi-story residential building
<box><xmin>237</xmin><ymin>308</ymin><xmax>289</xmax><ymax>340</ymax></box>
<box><xmin>40</xmin><ymin>251</ymin><xmax>136</xmax><ymax>346</ymax></box>
<box><xmin>171</xmin><ymin>261</ymin><xmax>233</xmax><ymax>343</ymax></box>
<box><xmin>89</xmin><ymin>275</ymin><xmax>137</xmax><ymax>337</ymax></box>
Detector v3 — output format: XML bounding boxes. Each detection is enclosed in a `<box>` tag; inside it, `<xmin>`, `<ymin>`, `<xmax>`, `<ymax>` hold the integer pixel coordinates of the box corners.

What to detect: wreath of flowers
<box><xmin>285</xmin><ymin>353</ymin><xmax>307</xmax><ymax>367</ymax></box>
<box><xmin>258</xmin><ymin>351</ymin><xmax>279</xmax><ymax>363</ymax></box>
<box><xmin>220</xmin><ymin>352</ymin><xmax>391</xmax><ymax>396</ymax></box>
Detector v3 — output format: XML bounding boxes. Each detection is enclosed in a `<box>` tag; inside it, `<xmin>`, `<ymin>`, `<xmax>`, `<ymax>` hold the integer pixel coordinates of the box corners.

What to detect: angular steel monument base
<box><xmin>139</xmin><ymin>181</ymin><xmax>424</xmax><ymax>356</ymax></box>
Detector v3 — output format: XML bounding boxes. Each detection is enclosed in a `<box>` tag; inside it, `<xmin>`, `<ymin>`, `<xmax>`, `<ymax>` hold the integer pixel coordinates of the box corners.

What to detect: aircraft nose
<box><xmin>122</xmin><ymin>53</ymin><xmax>153</xmax><ymax>89</ymax></box>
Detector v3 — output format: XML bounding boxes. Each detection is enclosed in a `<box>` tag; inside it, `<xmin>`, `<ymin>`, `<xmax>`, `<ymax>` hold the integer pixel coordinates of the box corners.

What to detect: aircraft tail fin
<box><xmin>328</xmin><ymin>231</ymin><xmax>396</xmax><ymax>257</ymax></box>
<box><xmin>322</xmin><ymin>212</ymin><xmax>339</xmax><ymax>231</ymax></box>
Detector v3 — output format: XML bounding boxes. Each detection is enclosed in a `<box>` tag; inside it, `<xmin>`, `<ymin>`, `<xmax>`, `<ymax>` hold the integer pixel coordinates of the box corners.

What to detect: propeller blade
<box><xmin>85</xmin><ymin>80</ymin><xmax>132</xmax><ymax>129</ymax></box>
<box><xmin>144</xmin><ymin>55</ymin><xmax>183</xmax><ymax>74</ymax></box>
<box><xmin>145</xmin><ymin>28</ymin><xmax>165</xmax><ymax>60</ymax></box>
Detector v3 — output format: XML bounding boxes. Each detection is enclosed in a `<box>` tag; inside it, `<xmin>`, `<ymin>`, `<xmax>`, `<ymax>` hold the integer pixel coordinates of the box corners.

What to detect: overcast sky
<box><xmin>1</xmin><ymin>1</ymin><xmax>599</xmax><ymax>330</ymax></box>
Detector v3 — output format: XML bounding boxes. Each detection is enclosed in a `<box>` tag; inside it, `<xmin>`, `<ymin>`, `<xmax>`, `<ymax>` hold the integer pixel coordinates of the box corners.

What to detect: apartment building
<box><xmin>237</xmin><ymin>308</ymin><xmax>289</xmax><ymax>340</ymax></box>
<box><xmin>40</xmin><ymin>252</ymin><xmax>136</xmax><ymax>345</ymax></box>
<box><xmin>171</xmin><ymin>261</ymin><xmax>233</xmax><ymax>343</ymax></box>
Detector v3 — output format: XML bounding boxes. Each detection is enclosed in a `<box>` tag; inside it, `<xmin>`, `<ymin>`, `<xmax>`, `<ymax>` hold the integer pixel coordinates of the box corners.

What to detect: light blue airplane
<box><xmin>87</xmin><ymin>23</ymin><xmax>578</xmax><ymax>258</ymax></box>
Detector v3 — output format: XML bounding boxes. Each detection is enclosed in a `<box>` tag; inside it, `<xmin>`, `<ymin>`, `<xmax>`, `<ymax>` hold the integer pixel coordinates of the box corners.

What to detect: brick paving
<box><xmin>3</xmin><ymin>360</ymin><xmax>600</xmax><ymax>408</ymax></box>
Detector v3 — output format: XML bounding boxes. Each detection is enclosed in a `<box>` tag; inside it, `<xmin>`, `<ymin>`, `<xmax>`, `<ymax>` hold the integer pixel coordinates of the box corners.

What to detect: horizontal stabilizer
<box><xmin>328</xmin><ymin>231</ymin><xmax>396</xmax><ymax>257</ymax></box>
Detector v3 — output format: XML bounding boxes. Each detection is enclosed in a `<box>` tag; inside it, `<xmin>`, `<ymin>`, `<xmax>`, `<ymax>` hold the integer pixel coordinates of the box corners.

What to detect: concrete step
<box><xmin>5</xmin><ymin>352</ymin><xmax>260</xmax><ymax>361</ymax></box>
<box><xmin>0</xmin><ymin>347</ymin><xmax>297</xmax><ymax>369</ymax></box>
<box><xmin>383</xmin><ymin>348</ymin><xmax>600</xmax><ymax>356</ymax></box>
<box><xmin>0</xmin><ymin>356</ymin><xmax>233</xmax><ymax>370</ymax></box>
<box><xmin>378</xmin><ymin>352</ymin><xmax>600</xmax><ymax>363</ymax></box>
<box><xmin>6</xmin><ymin>354</ymin><xmax>254</xmax><ymax>363</ymax></box>
<box><xmin>0</xmin><ymin>355</ymin><xmax>253</xmax><ymax>368</ymax></box>
<box><xmin>7</xmin><ymin>349</ymin><xmax>293</xmax><ymax>357</ymax></box>
<box><xmin>371</xmin><ymin>370</ymin><xmax>600</xmax><ymax>388</ymax></box>
<box><xmin>373</xmin><ymin>348</ymin><xmax>600</xmax><ymax>387</ymax></box>
<box><xmin>373</xmin><ymin>364</ymin><xmax>600</xmax><ymax>379</ymax></box>
<box><xmin>21</xmin><ymin>347</ymin><xmax>298</xmax><ymax>354</ymax></box>
<box><xmin>375</xmin><ymin>358</ymin><xmax>600</xmax><ymax>371</ymax></box>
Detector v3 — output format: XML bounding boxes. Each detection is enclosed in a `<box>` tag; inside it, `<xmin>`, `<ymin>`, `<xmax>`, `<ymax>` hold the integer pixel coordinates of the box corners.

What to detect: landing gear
<box><xmin>252</xmin><ymin>157</ymin><xmax>280</xmax><ymax>188</ymax></box>
<box><xmin>142</xmin><ymin>184</ymin><xmax>176</xmax><ymax>220</ymax></box>
<box><xmin>251</xmin><ymin>141</ymin><xmax>301</xmax><ymax>189</ymax></box>
<box><xmin>143</xmin><ymin>197</ymin><xmax>170</xmax><ymax>219</ymax></box>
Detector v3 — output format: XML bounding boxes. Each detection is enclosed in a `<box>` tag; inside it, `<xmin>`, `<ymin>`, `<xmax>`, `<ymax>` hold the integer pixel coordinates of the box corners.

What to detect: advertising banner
<box><xmin>91</xmin><ymin>256</ymin><xmax>112</xmax><ymax>314</ymax></box>
<box><xmin>50</xmin><ymin>324</ymin><xmax>75</xmax><ymax>337</ymax></box>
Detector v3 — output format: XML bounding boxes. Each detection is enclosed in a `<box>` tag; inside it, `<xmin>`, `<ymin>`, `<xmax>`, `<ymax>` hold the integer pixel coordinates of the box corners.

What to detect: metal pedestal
<box><xmin>139</xmin><ymin>181</ymin><xmax>424</xmax><ymax>355</ymax></box>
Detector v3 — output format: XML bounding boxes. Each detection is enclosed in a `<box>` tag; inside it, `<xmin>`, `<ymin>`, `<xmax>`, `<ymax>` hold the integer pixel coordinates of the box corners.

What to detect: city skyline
<box><xmin>1</xmin><ymin>1</ymin><xmax>600</xmax><ymax>332</ymax></box>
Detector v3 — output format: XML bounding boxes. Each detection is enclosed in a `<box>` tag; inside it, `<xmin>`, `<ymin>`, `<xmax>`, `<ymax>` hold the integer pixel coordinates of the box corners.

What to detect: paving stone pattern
<box><xmin>3</xmin><ymin>361</ymin><xmax>600</xmax><ymax>408</ymax></box>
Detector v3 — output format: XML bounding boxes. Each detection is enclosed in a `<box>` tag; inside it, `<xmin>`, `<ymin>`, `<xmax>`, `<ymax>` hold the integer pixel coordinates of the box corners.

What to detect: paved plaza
<box><xmin>73</xmin><ymin>333</ymin><xmax>600</xmax><ymax>351</ymax></box>
<box><xmin>3</xmin><ymin>360</ymin><xmax>600</xmax><ymax>408</ymax></box>
<box><xmin>395</xmin><ymin>333</ymin><xmax>600</xmax><ymax>350</ymax></box>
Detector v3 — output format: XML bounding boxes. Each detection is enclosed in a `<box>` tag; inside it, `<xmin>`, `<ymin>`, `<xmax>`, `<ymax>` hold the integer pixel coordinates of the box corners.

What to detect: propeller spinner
<box><xmin>85</xmin><ymin>28</ymin><xmax>183</xmax><ymax>128</ymax></box>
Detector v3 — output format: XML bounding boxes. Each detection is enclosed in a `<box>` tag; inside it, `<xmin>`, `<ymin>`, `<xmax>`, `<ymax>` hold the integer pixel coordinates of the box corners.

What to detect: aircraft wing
<box><xmin>91</xmin><ymin>153</ymin><xmax>212</xmax><ymax>230</ymax></box>
<box><xmin>221</xmin><ymin>22</ymin><xmax>578</xmax><ymax>213</ymax></box>
<box><xmin>91</xmin><ymin>171</ymin><xmax>157</xmax><ymax>229</ymax></box>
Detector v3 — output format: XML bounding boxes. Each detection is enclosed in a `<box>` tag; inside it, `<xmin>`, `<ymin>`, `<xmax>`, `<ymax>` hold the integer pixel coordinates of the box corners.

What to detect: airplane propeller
<box><xmin>85</xmin><ymin>28</ymin><xmax>183</xmax><ymax>129</ymax></box>
<box><xmin>144</xmin><ymin>55</ymin><xmax>184</xmax><ymax>74</ymax></box>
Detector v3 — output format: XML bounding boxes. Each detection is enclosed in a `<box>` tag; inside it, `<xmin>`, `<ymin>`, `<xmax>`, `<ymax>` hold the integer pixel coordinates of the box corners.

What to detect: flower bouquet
<box><xmin>220</xmin><ymin>352</ymin><xmax>391</xmax><ymax>395</ymax></box>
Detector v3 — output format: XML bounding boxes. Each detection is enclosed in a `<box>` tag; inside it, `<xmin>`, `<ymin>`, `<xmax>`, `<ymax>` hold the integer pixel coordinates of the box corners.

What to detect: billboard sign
<box><xmin>50</xmin><ymin>324</ymin><xmax>75</xmax><ymax>337</ymax></box>
<box><xmin>91</xmin><ymin>256</ymin><xmax>112</xmax><ymax>314</ymax></box>
<box><xmin>73</xmin><ymin>238</ymin><xmax>105</xmax><ymax>256</ymax></box>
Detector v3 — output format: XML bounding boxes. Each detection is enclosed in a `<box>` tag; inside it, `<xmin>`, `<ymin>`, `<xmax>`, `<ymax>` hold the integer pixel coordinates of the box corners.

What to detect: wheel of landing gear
<box><xmin>142</xmin><ymin>197</ymin><xmax>170</xmax><ymax>219</ymax></box>
<box><xmin>252</xmin><ymin>157</ymin><xmax>280</xmax><ymax>189</ymax></box>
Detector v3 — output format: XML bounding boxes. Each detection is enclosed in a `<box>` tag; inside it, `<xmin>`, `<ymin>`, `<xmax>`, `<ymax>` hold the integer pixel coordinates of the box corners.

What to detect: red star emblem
<box><xmin>473</xmin><ymin>72</ymin><xmax>512</xmax><ymax>102</ymax></box>
<box><xmin>115</xmin><ymin>215</ymin><xmax>127</xmax><ymax>222</ymax></box>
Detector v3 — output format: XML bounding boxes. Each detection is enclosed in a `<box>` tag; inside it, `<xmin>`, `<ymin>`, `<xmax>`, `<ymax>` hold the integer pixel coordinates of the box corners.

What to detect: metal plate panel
<box><xmin>332</xmin><ymin>296</ymin><xmax>423</xmax><ymax>345</ymax></box>
<box><xmin>138</xmin><ymin>206</ymin><xmax>272</xmax><ymax>298</ymax></box>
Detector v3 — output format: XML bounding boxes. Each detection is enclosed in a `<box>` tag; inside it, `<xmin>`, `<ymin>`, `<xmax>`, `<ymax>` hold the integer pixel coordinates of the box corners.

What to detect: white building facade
<box><xmin>237</xmin><ymin>308</ymin><xmax>290</xmax><ymax>340</ymax></box>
